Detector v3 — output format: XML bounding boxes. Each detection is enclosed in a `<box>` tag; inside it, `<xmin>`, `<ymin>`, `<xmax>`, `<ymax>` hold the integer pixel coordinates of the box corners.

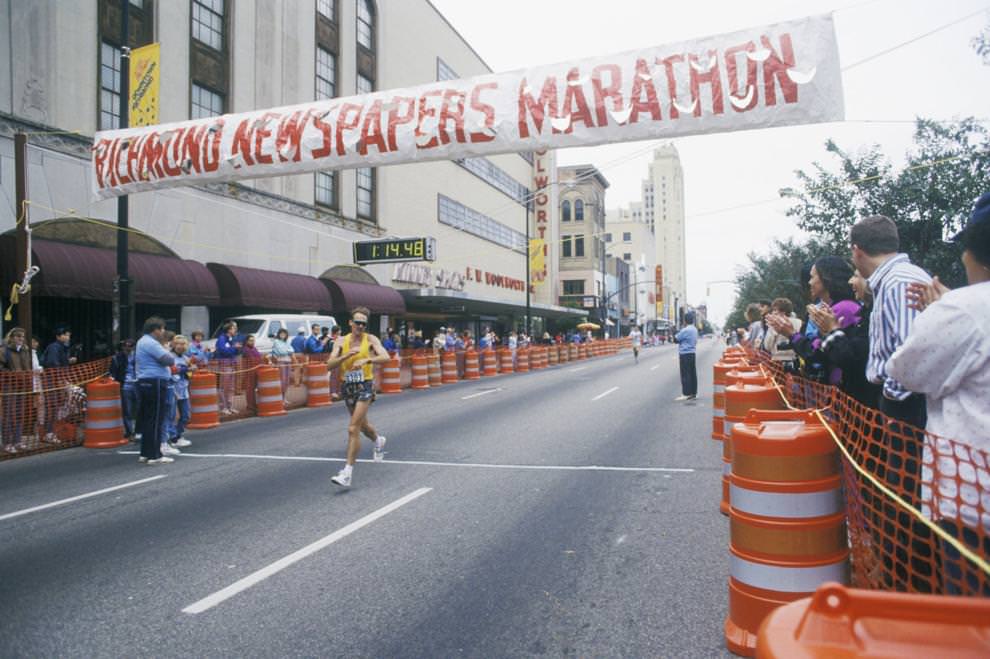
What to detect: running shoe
<box><xmin>162</xmin><ymin>444</ymin><xmax>181</xmax><ymax>456</ymax></box>
<box><xmin>331</xmin><ymin>469</ymin><xmax>352</xmax><ymax>487</ymax></box>
<box><xmin>373</xmin><ymin>436</ymin><xmax>387</xmax><ymax>462</ymax></box>
<box><xmin>138</xmin><ymin>456</ymin><xmax>149</xmax><ymax>464</ymax></box>
<box><xmin>674</xmin><ymin>395</ymin><xmax>690</xmax><ymax>401</ymax></box>
<box><xmin>173</xmin><ymin>438</ymin><xmax>192</xmax><ymax>448</ymax></box>
<box><xmin>146</xmin><ymin>456</ymin><xmax>174</xmax><ymax>465</ymax></box>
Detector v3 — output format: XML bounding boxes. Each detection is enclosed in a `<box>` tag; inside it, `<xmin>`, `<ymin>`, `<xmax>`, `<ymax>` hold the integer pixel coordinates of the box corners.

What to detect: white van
<box><xmin>204</xmin><ymin>314</ymin><xmax>337</xmax><ymax>355</ymax></box>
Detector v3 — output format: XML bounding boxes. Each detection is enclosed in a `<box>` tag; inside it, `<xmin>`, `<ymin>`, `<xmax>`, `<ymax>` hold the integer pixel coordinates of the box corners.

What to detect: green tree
<box><xmin>725</xmin><ymin>238</ymin><xmax>824</xmax><ymax>331</ymax></box>
<box><xmin>779</xmin><ymin>118</ymin><xmax>990</xmax><ymax>288</ymax></box>
<box><xmin>974</xmin><ymin>21</ymin><xmax>990</xmax><ymax>65</ymax></box>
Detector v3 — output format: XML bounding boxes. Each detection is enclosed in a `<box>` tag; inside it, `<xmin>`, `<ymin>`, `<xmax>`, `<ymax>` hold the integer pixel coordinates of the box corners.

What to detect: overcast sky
<box><xmin>430</xmin><ymin>0</ymin><xmax>990</xmax><ymax>325</ymax></box>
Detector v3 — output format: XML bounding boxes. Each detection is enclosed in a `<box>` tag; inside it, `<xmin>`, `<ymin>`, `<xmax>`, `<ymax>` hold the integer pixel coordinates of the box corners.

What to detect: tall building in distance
<box><xmin>604</xmin><ymin>207</ymin><xmax>655</xmax><ymax>331</ymax></box>
<box><xmin>611</xmin><ymin>144</ymin><xmax>687</xmax><ymax>325</ymax></box>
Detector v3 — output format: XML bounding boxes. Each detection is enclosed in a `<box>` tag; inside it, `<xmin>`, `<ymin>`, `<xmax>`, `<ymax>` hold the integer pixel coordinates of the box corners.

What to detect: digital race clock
<box><xmin>353</xmin><ymin>237</ymin><xmax>437</xmax><ymax>264</ymax></box>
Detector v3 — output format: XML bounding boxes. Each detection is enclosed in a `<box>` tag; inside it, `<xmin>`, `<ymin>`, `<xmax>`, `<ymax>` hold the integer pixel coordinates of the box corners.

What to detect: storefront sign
<box><xmin>92</xmin><ymin>15</ymin><xmax>843</xmax><ymax>199</ymax></box>
<box><xmin>392</xmin><ymin>263</ymin><xmax>465</xmax><ymax>291</ymax></box>
<box><xmin>465</xmin><ymin>267</ymin><xmax>526</xmax><ymax>292</ymax></box>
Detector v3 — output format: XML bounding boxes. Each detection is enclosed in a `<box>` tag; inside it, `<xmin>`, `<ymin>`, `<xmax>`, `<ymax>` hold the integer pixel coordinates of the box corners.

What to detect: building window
<box><xmin>455</xmin><ymin>157</ymin><xmax>529</xmax><ymax>205</ymax></box>
<box><xmin>437</xmin><ymin>57</ymin><xmax>458</xmax><ymax>81</ymax></box>
<box><xmin>561</xmin><ymin>200</ymin><xmax>571</xmax><ymax>222</ymax></box>
<box><xmin>316</xmin><ymin>48</ymin><xmax>336</xmax><ymax>100</ymax></box>
<box><xmin>623</xmin><ymin>253</ymin><xmax>632</xmax><ymax>261</ymax></box>
<box><xmin>604</xmin><ymin>232</ymin><xmax>612</xmax><ymax>242</ymax></box>
<box><xmin>562</xmin><ymin>235</ymin><xmax>572</xmax><ymax>258</ymax></box>
<box><xmin>438</xmin><ymin>195</ymin><xmax>526</xmax><ymax>252</ymax></box>
<box><xmin>99</xmin><ymin>41</ymin><xmax>122</xmax><ymax>130</ymax></box>
<box><xmin>191</xmin><ymin>83</ymin><xmax>223</xmax><ymax>119</ymax></box>
<box><xmin>316</xmin><ymin>171</ymin><xmax>336</xmax><ymax>208</ymax></box>
<box><xmin>574</xmin><ymin>199</ymin><xmax>585</xmax><ymax>221</ymax></box>
<box><xmin>357</xmin><ymin>74</ymin><xmax>374</xmax><ymax>95</ymax></box>
<box><xmin>192</xmin><ymin>0</ymin><xmax>224</xmax><ymax>51</ymax></box>
<box><xmin>357</xmin><ymin>167</ymin><xmax>375</xmax><ymax>219</ymax></box>
<box><xmin>623</xmin><ymin>231</ymin><xmax>632</xmax><ymax>242</ymax></box>
<box><xmin>317</xmin><ymin>0</ymin><xmax>335</xmax><ymax>20</ymax></box>
<box><xmin>574</xmin><ymin>235</ymin><xmax>585</xmax><ymax>257</ymax></box>
<box><xmin>563</xmin><ymin>280</ymin><xmax>584</xmax><ymax>295</ymax></box>
<box><xmin>357</xmin><ymin>0</ymin><xmax>374</xmax><ymax>50</ymax></box>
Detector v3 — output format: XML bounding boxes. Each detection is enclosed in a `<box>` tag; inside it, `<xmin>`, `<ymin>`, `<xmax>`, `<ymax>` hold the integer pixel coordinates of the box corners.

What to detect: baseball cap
<box><xmin>953</xmin><ymin>192</ymin><xmax>990</xmax><ymax>242</ymax></box>
<box><xmin>297</xmin><ymin>326</ymin><xmax>306</xmax><ymax>334</ymax></box>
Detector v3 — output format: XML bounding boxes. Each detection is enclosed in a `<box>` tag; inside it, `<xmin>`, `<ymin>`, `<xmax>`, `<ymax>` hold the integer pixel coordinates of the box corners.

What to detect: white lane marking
<box><xmin>592</xmin><ymin>386</ymin><xmax>619</xmax><ymax>401</ymax></box>
<box><xmin>569</xmin><ymin>366</ymin><xmax>588</xmax><ymax>373</ymax></box>
<box><xmin>650</xmin><ymin>363</ymin><xmax>662</xmax><ymax>371</ymax></box>
<box><xmin>119</xmin><ymin>451</ymin><xmax>694</xmax><ymax>474</ymax></box>
<box><xmin>461</xmin><ymin>388</ymin><xmax>502</xmax><ymax>400</ymax></box>
<box><xmin>183</xmin><ymin>487</ymin><xmax>432</xmax><ymax>614</ymax></box>
<box><xmin>0</xmin><ymin>475</ymin><xmax>167</xmax><ymax>522</ymax></box>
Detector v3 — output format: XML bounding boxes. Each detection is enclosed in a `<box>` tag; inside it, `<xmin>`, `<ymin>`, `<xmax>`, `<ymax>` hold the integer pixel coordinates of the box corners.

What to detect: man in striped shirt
<box><xmin>851</xmin><ymin>215</ymin><xmax>932</xmax><ymax>427</ymax></box>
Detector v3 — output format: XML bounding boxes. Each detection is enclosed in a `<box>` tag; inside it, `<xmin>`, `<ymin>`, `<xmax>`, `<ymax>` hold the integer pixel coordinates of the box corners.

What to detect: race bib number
<box><xmin>344</xmin><ymin>369</ymin><xmax>365</xmax><ymax>384</ymax></box>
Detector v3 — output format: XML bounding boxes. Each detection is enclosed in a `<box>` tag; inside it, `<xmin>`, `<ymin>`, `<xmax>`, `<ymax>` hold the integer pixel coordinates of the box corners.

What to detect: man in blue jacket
<box><xmin>674</xmin><ymin>311</ymin><xmax>699</xmax><ymax>401</ymax></box>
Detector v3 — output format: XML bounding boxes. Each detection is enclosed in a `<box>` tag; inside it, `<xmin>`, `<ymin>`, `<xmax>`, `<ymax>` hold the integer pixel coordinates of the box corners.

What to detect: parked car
<box><xmin>203</xmin><ymin>314</ymin><xmax>338</xmax><ymax>355</ymax></box>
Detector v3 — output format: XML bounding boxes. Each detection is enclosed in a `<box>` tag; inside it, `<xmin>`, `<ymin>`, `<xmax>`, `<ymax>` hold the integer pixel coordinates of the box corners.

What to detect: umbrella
<box><xmin>577</xmin><ymin>322</ymin><xmax>601</xmax><ymax>331</ymax></box>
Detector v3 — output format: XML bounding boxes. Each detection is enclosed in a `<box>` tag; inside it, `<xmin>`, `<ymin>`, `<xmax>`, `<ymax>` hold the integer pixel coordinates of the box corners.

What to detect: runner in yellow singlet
<box><xmin>325</xmin><ymin>307</ymin><xmax>391</xmax><ymax>488</ymax></box>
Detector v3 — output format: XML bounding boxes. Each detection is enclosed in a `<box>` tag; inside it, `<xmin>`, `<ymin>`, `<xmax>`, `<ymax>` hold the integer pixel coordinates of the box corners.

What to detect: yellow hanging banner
<box><xmin>129</xmin><ymin>43</ymin><xmax>160</xmax><ymax>127</ymax></box>
<box><xmin>529</xmin><ymin>239</ymin><xmax>545</xmax><ymax>287</ymax></box>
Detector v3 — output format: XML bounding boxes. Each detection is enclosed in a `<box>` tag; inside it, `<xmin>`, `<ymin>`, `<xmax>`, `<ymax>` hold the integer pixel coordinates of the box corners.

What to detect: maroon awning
<box><xmin>0</xmin><ymin>236</ymin><xmax>219</xmax><ymax>305</ymax></box>
<box><xmin>207</xmin><ymin>263</ymin><xmax>333</xmax><ymax>311</ymax></box>
<box><xmin>322</xmin><ymin>278</ymin><xmax>406</xmax><ymax>315</ymax></box>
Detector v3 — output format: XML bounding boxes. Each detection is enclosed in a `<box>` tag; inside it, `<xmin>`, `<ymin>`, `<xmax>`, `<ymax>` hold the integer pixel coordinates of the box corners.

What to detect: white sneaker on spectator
<box><xmin>162</xmin><ymin>443</ymin><xmax>181</xmax><ymax>456</ymax></box>
<box><xmin>138</xmin><ymin>456</ymin><xmax>149</xmax><ymax>464</ymax></box>
<box><xmin>373</xmin><ymin>436</ymin><xmax>387</xmax><ymax>462</ymax></box>
<box><xmin>674</xmin><ymin>395</ymin><xmax>689</xmax><ymax>401</ymax></box>
<box><xmin>147</xmin><ymin>456</ymin><xmax>174</xmax><ymax>465</ymax></box>
<box><xmin>173</xmin><ymin>438</ymin><xmax>192</xmax><ymax>448</ymax></box>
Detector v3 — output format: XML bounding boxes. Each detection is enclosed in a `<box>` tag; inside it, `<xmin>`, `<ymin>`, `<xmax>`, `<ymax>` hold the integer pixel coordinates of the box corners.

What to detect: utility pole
<box><xmin>14</xmin><ymin>133</ymin><xmax>31</xmax><ymax>338</ymax></box>
<box><xmin>114</xmin><ymin>0</ymin><xmax>134</xmax><ymax>344</ymax></box>
<box><xmin>525</xmin><ymin>198</ymin><xmax>531</xmax><ymax>337</ymax></box>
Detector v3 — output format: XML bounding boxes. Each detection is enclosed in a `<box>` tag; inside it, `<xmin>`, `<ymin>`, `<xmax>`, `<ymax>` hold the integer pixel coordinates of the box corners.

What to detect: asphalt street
<box><xmin>0</xmin><ymin>339</ymin><xmax>730</xmax><ymax>658</ymax></box>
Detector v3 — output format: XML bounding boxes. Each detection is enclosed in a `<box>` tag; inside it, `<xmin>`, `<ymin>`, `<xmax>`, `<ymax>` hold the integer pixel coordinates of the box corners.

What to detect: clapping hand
<box><xmin>765</xmin><ymin>312</ymin><xmax>793</xmax><ymax>335</ymax></box>
<box><xmin>906</xmin><ymin>277</ymin><xmax>949</xmax><ymax>312</ymax></box>
<box><xmin>807</xmin><ymin>304</ymin><xmax>838</xmax><ymax>334</ymax></box>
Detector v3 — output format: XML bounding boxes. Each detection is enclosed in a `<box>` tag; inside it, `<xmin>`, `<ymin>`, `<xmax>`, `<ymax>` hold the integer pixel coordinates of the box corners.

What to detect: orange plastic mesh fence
<box><xmin>748</xmin><ymin>351</ymin><xmax>989</xmax><ymax>598</ymax></box>
<box><xmin>0</xmin><ymin>357</ymin><xmax>112</xmax><ymax>458</ymax></box>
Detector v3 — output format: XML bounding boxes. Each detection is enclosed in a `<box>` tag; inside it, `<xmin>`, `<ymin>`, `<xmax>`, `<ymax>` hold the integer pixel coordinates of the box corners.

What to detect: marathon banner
<box><xmin>129</xmin><ymin>43</ymin><xmax>160</xmax><ymax>127</ymax></box>
<box><xmin>91</xmin><ymin>14</ymin><xmax>843</xmax><ymax>200</ymax></box>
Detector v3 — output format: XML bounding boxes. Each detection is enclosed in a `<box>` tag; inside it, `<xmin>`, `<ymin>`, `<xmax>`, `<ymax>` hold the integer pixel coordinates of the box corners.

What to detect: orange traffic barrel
<box><xmin>256</xmin><ymin>366</ymin><xmax>287</xmax><ymax>417</ymax></box>
<box><xmin>441</xmin><ymin>351</ymin><xmax>458</xmax><ymax>384</ymax></box>
<box><xmin>380</xmin><ymin>353</ymin><xmax>403</xmax><ymax>393</ymax></box>
<box><xmin>712</xmin><ymin>358</ymin><xmax>749</xmax><ymax>440</ymax></box>
<box><xmin>428</xmin><ymin>353</ymin><xmax>443</xmax><ymax>386</ymax></box>
<box><xmin>305</xmin><ymin>362</ymin><xmax>332</xmax><ymax>407</ymax></box>
<box><xmin>725</xmin><ymin>411</ymin><xmax>849</xmax><ymax>657</ymax></box>
<box><xmin>482</xmin><ymin>349</ymin><xmax>498</xmax><ymax>377</ymax></box>
<box><xmin>517</xmin><ymin>348</ymin><xmax>530</xmax><ymax>373</ymax></box>
<box><xmin>411</xmin><ymin>353</ymin><xmax>430</xmax><ymax>389</ymax></box>
<box><xmin>187</xmin><ymin>371</ymin><xmax>221</xmax><ymax>429</ymax></box>
<box><xmin>499</xmin><ymin>348</ymin><xmax>514</xmax><ymax>374</ymax></box>
<box><xmin>567</xmin><ymin>344</ymin><xmax>576</xmax><ymax>361</ymax></box>
<box><xmin>463</xmin><ymin>349</ymin><xmax>481</xmax><ymax>380</ymax></box>
<box><xmin>537</xmin><ymin>346</ymin><xmax>548</xmax><ymax>369</ymax></box>
<box><xmin>756</xmin><ymin>582</ymin><xmax>990</xmax><ymax>659</ymax></box>
<box><xmin>721</xmin><ymin>379</ymin><xmax>786</xmax><ymax>516</ymax></box>
<box><xmin>83</xmin><ymin>378</ymin><xmax>127</xmax><ymax>448</ymax></box>
<box><xmin>548</xmin><ymin>345</ymin><xmax>559</xmax><ymax>366</ymax></box>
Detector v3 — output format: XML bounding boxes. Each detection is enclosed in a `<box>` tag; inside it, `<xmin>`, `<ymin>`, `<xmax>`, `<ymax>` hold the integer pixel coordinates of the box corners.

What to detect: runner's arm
<box><xmin>325</xmin><ymin>340</ymin><xmax>353</xmax><ymax>371</ymax></box>
<box><xmin>354</xmin><ymin>336</ymin><xmax>391</xmax><ymax>367</ymax></box>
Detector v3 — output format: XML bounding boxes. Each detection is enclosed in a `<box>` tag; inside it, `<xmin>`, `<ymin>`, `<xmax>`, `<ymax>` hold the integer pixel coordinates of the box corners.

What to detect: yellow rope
<box><xmin>759</xmin><ymin>363</ymin><xmax>990</xmax><ymax>578</ymax></box>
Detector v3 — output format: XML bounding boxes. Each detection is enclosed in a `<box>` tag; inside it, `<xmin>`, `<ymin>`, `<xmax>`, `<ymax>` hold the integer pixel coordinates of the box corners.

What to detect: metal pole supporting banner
<box><xmin>114</xmin><ymin>0</ymin><xmax>133</xmax><ymax>343</ymax></box>
<box><xmin>525</xmin><ymin>200</ymin><xmax>531</xmax><ymax>337</ymax></box>
<box><xmin>14</xmin><ymin>133</ymin><xmax>32</xmax><ymax>339</ymax></box>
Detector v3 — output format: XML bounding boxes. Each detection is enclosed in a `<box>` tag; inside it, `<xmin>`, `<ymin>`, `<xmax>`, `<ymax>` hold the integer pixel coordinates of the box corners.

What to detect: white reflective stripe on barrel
<box><xmin>190</xmin><ymin>388</ymin><xmax>215</xmax><ymax>396</ymax></box>
<box><xmin>192</xmin><ymin>404</ymin><xmax>218</xmax><ymax>413</ymax></box>
<box><xmin>257</xmin><ymin>394</ymin><xmax>282</xmax><ymax>403</ymax></box>
<box><xmin>714</xmin><ymin>384</ymin><xmax>725</xmax><ymax>393</ymax></box>
<box><xmin>87</xmin><ymin>418</ymin><xmax>123</xmax><ymax>430</ymax></box>
<box><xmin>724</xmin><ymin>420</ymin><xmax>735</xmax><ymax>436</ymax></box>
<box><xmin>87</xmin><ymin>399</ymin><xmax>120</xmax><ymax>409</ymax></box>
<box><xmin>730</xmin><ymin>554</ymin><xmax>848</xmax><ymax>593</ymax></box>
<box><xmin>714</xmin><ymin>408</ymin><xmax>725</xmax><ymax>417</ymax></box>
<box><xmin>723</xmin><ymin>461</ymin><xmax>731</xmax><ymax>476</ymax></box>
<box><xmin>729</xmin><ymin>483</ymin><xmax>843</xmax><ymax>518</ymax></box>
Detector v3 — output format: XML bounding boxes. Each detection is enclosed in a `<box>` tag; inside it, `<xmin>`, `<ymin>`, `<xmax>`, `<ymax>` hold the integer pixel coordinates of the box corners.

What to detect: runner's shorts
<box><xmin>342</xmin><ymin>380</ymin><xmax>376</xmax><ymax>410</ymax></box>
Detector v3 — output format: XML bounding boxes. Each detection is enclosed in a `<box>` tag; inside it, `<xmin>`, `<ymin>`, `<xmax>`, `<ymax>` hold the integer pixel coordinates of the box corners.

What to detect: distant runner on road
<box><xmin>325</xmin><ymin>307</ymin><xmax>391</xmax><ymax>488</ymax></box>
<box><xmin>629</xmin><ymin>326</ymin><xmax>643</xmax><ymax>363</ymax></box>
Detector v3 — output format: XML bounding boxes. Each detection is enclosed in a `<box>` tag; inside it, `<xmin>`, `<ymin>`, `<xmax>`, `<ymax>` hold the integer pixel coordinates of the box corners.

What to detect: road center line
<box><xmin>592</xmin><ymin>386</ymin><xmax>619</xmax><ymax>401</ymax></box>
<box><xmin>461</xmin><ymin>388</ymin><xmax>501</xmax><ymax>400</ymax></box>
<box><xmin>650</xmin><ymin>364</ymin><xmax>662</xmax><ymax>371</ymax></box>
<box><xmin>183</xmin><ymin>487</ymin><xmax>432</xmax><ymax>615</ymax></box>
<box><xmin>116</xmin><ymin>451</ymin><xmax>695</xmax><ymax>473</ymax></box>
<box><xmin>0</xmin><ymin>475</ymin><xmax>167</xmax><ymax>522</ymax></box>
<box><xmin>569</xmin><ymin>366</ymin><xmax>588</xmax><ymax>372</ymax></box>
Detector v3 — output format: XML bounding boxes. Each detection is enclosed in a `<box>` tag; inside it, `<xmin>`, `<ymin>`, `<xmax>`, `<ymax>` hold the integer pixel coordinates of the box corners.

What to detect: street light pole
<box><xmin>114</xmin><ymin>0</ymin><xmax>133</xmax><ymax>344</ymax></box>
<box><xmin>525</xmin><ymin>197</ymin><xmax>531</xmax><ymax>337</ymax></box>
